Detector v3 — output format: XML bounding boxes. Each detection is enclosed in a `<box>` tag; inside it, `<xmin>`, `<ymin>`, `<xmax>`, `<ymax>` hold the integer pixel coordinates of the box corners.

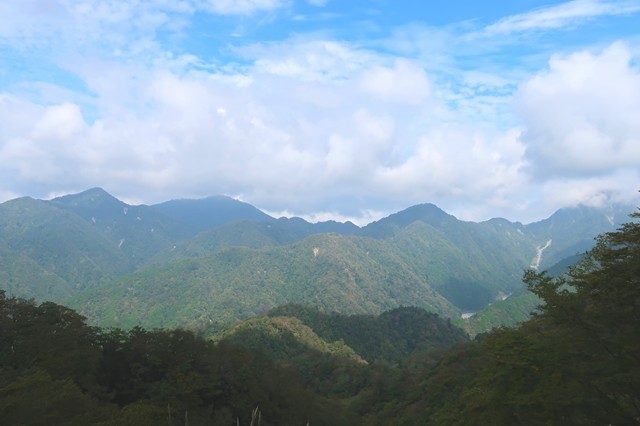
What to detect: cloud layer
<box><xmin>1</xmin><ymin>1</ymin><xmax>639</xmax><ymax>223</ymax></box>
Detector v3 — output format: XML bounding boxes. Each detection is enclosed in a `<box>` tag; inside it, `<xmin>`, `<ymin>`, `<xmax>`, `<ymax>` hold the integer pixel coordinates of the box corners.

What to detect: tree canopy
<box><xmin>371</xmin><ymin>209</ymin><xmax>640</xmax><ymax>424</ymax></box>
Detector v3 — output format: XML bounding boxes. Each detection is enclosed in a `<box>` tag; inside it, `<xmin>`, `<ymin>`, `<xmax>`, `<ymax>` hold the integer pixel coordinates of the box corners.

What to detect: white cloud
<box><xmin>539</xmin><ymin>171</ymin><xmax>640</xmax><ymax>209</ymax></box>
<box><xmin>358</xmin><ymin>59</ymin><xmax>431</xmax><ymax>105</ymax></box>
<box><xmin>245</xmin><ymin>39</ymin><xmax>384</xmax><ymax>81</ymax></box>
<box><xmin>518</xmin><ymin>42</ymin><xmax>640</xmax><ymax>177</ymax></box>
<box><xmin>484</xmin><ymin>0</ymin><xmax>640</xmax><ymax>34</ymax></box>
<box><xmin>372</xmin><ymin>127</ymin><xmax>526</xmax><ymax>203</ymax></box>
<box><xmin>1</xmin><ymin>2</ymin><xmax>639</xmax><ymax>223</ymax></box>
<box><xmin>0</xmin><ymin>34</ymin><xmax>534</xmax><ymax>221</ymax></box>
<box><xmin>0</xmin><ymin>0</ymin><xmax>283</xmax><ymax>59</ymax></box>
<box><xmin>199</xmin><ymin>0</ymin><xmax>286</xmax><ymax>15</ymax></box>
<box><xmin>262</xmin><ymin>208</ymin><xmax>383</xmax><ymax>227</ymax></box>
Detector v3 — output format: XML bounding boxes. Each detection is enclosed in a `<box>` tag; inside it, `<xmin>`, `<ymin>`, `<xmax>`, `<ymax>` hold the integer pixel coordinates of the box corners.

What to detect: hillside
<box><xmin>216</xmin><ymin>315</ymin><xmax>367</xmax><ymax>364</ymax></box>
<box><xmin>266</xmin><ymin>305</ymin><xmax>469</xmax><ymax>363</ymax></box>
<box><xmin>462</xmin><ymin>252</ymin><xmax>585</xmax><ymax>336</ymax></box>
<box><xmin>216</xmin><ymin>305</ymin><xmax>469</xmax><ymax>400</ymax></box>
<box><xmin>0</xmin><ymin>197</ymin><xmax>130</xmax><ymax>299</ymax></box>
<box><xmin>2</xmin><ymin>212</ymin><xmax>638</xmax><ymax>424</ymax></box>
<box><xmin>366</xmin><ymin>210</ymin><xmax>640</xmax><ymax>424</ymax></box>
<box><xmin>151</xmin><ymin>195</ymin><xmax>274</xmax><ymax>232</ymax></box>
<box><xmin>0</xmin><ymin>188</ymin><xmax>633</xmax><ymax>333</ymax></box>
<box><xmin>0</xmin><ymin>291</ymin><xmax>358</xmax><ymax>425</ymax></box>
<box><xmin>145</xmin><ymin>216</ymin><xmax>360</xmax><ymax>267</ymax></box>
<box><xmin>524</xmin><ymin>203</ymin><xmax>631</xmax><ymax>269</ymax></box>
<box><xmin>70</xmin><ymin>233</ymin><xmax>459</xmax><ymax>330</ymax></box>
<box><xmin>48</xmin><ymin>188</ymin><xmax>192</xmax><ymax>266</ymax></box>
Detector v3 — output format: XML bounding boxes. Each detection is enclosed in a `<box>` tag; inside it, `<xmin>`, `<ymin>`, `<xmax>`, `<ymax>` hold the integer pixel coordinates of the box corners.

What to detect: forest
<box><xmin>1</xmin><ymin>210</ymin><xmax>638</xmax><ymax>424</ymax></box>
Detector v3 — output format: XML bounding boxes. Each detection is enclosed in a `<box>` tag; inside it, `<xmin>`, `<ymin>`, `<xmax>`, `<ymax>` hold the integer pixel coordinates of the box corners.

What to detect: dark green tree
<box><xmin>522</xmin><ymin>209</ymin><xmax>640</xmax><ymax>423</ymax></box>
<box><xmin>372</xmin><ymin>209</ymin><xmax>640</xmax><ymax>425</ymax></box>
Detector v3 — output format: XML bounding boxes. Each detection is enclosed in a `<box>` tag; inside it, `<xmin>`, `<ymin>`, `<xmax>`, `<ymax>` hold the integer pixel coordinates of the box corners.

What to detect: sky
<box><xmin>1</xmin><ymin>0</ymin><xmax>640</xmax><ymax>224</ymax></box>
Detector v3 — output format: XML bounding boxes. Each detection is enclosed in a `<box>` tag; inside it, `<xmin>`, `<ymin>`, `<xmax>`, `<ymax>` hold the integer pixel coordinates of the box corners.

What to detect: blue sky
<box><xmin>1</xmin><ymin>0</ymin><xmax>639</xmax><ymax>223</ymax></box>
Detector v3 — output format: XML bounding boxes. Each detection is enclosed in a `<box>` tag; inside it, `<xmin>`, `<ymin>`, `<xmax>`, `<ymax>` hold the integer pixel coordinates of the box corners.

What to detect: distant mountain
<box><xmin>71</xmin><ymin>233</ymin><xmax>459</xmax><ymax>331</ymax></box>
<box><xmin>384</xmin><ymin>219</ymin><xmax>533</xmax><ymax>311</ymax></box>
<box><xmin>1</xmin><ymin>187</ymin><xmax>634</xmax><ymax>333</ymax></box>
<box><xmin>0</xmin><ymin>197</ymin><xmax>130</xmax><ymax>299</ymax></box>
<box><xmin>151</xmin><ymin>195</ymin><xmax>273</xmax><ymax>232</ymax></box>
<box><xmin>145</xmin><ymin>216</ymin><xmax>360</xmax><ymax>267</ymax></box>
<box><xmin>524</xmin><ymin>204</ymin><xmax>633</xmax><ymax>269</ymax></box>
<box><xmin>0</xmin><ymin>240</ymin><xmax>72</xmax><ymax>301</ymax></box>
<box><xmin>362</xmin><ymin>203</ymin><xmax>457</xmax><ymax>238</ymax></box>
<box><xmin>49</xmin><ymin>188</ymin><xmax>191</xmax><ymax>266</ymax></box>
<box><xmin>462</xmin><ymin>251</ymin><xmax>586</xmax><ymax>336</ymax></box>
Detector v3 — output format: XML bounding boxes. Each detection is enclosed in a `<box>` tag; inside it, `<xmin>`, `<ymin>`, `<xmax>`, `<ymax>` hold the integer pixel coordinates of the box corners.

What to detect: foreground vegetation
<box><xmin>1</xmin><ymin>209</ymin><xmax>638</xmax><ymax>424</ymax></box>
<box><xmin>370</xmin><ymin>209</ymin><xmax>640</xmax><ymax>424</ymax></box>
<box><xmin>0</xmin><ymin>291</ymin><xmax>359</xmax><ymax>425</ymax></box>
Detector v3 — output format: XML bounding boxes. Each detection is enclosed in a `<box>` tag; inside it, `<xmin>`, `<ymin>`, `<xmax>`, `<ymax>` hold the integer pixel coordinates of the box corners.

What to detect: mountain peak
<box><xmin>361</xmin><ymin>202</ymin><xmax>457</xmax><ymax>238</ymax></box>
<box><xmin>400</xmin><ymin>203</ymin><xmax>452</xmax><ymax>219</ymax></box>
<box><xmin>152</xmin><ymin>195</ymin><xmax>273</xmax><ymax>232</ymax></box>
<box><xmin>51</xmin><ymin>187</ymin><xmax>124</xmax><ymax>207</ymax></box>
<box><xmin>375</xmin><ymin>202</ymin><xmax>454</xmax><ymax>227</ymax></box>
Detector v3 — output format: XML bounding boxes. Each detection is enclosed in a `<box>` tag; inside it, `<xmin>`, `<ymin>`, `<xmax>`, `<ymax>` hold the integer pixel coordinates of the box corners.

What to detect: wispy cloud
<box><xmin>484</xmin><ymin>0</ymin><xmax>640</xmax><ymax>34</ymax></box>
<box><xmin>1</xmin><ymin>1</ymin><xmax>639</xmax><ymax>222</ymax></box>
<box><xmin>199</xmin><ymin>0</ymin><xmax>287</xmax><ymax>15</ymax></box>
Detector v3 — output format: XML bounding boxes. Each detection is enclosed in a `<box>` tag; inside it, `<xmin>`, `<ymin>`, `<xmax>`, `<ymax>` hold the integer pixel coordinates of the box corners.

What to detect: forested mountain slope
<box><xmin>366</xmin><ymin>210</ymin><xmax>640</xmax><ymax>424</ymax></box>
<box><xmin>49</xmin><ymin>188</ymin><xmax>192</xmax><ymax>266</ymax></box>
<box><xmin>1</xmin><ymin>207</ymin><xmax>638</xmax><ymax>424</ymax></box>
<box><xmin>71</xmin><ymin>233</ymin><xmax>459</xmax><ymax>331</ymax></box>
<box><xmin>151</xmin><ymin>194</ymin><xmax>274</xmax><ymax>232</ymax></box>
<box><xmin>0</xmin><ymin>197</ymin><xmax>130</xmax><ymax>298</ymax></box>
<box><xmin>0</xmin><ymin>187</ymin><xmax>632</xmax><ymax>333</ymax></box>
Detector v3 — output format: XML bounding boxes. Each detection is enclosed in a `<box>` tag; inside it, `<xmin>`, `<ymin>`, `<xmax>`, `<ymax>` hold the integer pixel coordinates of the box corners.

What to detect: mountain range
<box><xmin>0</xmin><ymin>187</ymin><xmax>633</xmax><ymax>333</ymax></box>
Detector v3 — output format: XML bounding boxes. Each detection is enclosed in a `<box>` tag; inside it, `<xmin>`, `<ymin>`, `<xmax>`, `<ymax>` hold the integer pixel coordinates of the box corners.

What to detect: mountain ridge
<box><xmin>1</xmin><ymin>187</ymin><xmax>635</xmax><ymax>333</ymax></box>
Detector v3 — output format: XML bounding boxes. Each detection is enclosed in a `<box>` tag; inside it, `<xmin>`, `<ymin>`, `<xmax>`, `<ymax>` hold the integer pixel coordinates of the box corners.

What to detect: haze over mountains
<box><xmin>0</xmin><ymin>187</ymin><xmax>633</xmax><ymax>333</ymax></box>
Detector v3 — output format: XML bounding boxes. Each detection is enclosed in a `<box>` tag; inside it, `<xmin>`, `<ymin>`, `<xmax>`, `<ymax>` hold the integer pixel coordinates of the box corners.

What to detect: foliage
<box><xmin>70</xmin><ymin>233</ymin><xmax>459</xmax><ymax>331</ymax></box>
<box><xmin>0</xmin><ymin>291</ymin><xmax>358</xmax><ymax>425</ymax></box>
<box><xmin>2</xmin><ymin>189</ymin><xmax>629</xmax><ymax>333</ymax></box>
<box><xmin>267</xmin><ymin>305</ymin><xmax>468</xmax><ymax>364</ymax></box>
<box><xmin>216</xmin><ymin>306</ymin><xmax>469</xmax><ymax>403</ymax></box>
<box><xmin>368</xmin><ymin>209</ymin><xmax>640</xmax><ymax>424</ymax></box>
<box><xmin>462</xmin><ymin>289</ymin><xmax>541</xmax><ymax>336</ymax></box>
<box><xmin>2</xmin><ymin>208</ymin><xmax>637</xmax><ymax>424</ymax></box>
<box><xmin>215</xmin><ymin>315</ymin><xmax>366</xmax><ymax>363</ymax></box>
<box><xmin>49</xmin><ymin>187</ymin><xmax>192</xmax><ymax>267</ymax></box>
<box><xmin>0</xmin><ymin>197</ymin><xmax>131</xmax><ymax>299</ymax></box>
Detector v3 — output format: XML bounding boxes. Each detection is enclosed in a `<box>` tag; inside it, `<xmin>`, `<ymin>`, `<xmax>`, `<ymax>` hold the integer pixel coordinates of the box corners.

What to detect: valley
<box><xmin>1</xmin><ymin>188</ymin><xmax>638</xmax><ymax>424</ymax></box>
<box><xmin>0</xmin><ymin>187</ymin><xmax>631</xmax><ymax>335</ymax></box>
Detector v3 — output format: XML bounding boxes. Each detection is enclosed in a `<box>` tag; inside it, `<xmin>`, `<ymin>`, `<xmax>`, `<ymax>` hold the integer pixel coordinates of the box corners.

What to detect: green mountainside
<box><xmin>462</xmin><ymin>252</ymin><xmax>585</xmax><ymax>336</ymax></box>
<box><xmin>0</xmin><ymin>291</ymin><xmax>358</xmax><ymax>425</ymax></box>
<box><xmin>525</xmin><ymin>203</ymin><xmax>630</xmax><ymax>269</ymax></box>
<box><xmin>145</xmin><ymin>216</ymin><xmax>360</xmax><ymax>267</ymax></box>
<box><xmin>265</xmin><ymin>305</ymin><xmax>468</xmax><ymax>364</ymax></box>
<box><xmin>49</xmin><ymin>188</ymin><xmax>192</xmax><ymax>266</ymax></box>
<box><xmin>0</xmin><ymin>197</ymin><xmax>130</xmax><ymax>298</ymax></box>
<box><xmin>151</xmin><ymin>195</ymin><xmax>274</xmax><ymax>232</ymax></box>
<box><xmin>215</xmin><ymin>305</ymin><xmax>468</xmax><ymax>400</ymax></box>
<box><xmin>386</xmin><ymin>220</ymin><xmax>532</xmax><ymax>310</ymax></box>
<box><xmin>0</xmin><ymin>241</ymin><xmax>72</xmax><ymax>301</ymax></box>
<box><xmin>216</xmin><ymin>315</ymin><xmax>367</xmax><ymax>364</ymax></box>
<box><xmin>0</xmin><ymin>187</ymin><xmax>632</xmax><ymax>334</ymax></box>
<box><xmin>462</xmin><ymin>290</ymin><xmax>541</xmax><ymax>336</ymax></box>
<box><xmin>365</xmin><ymin>210</ymin><xmax>640</xmax><ymax>424</ymax></box>
<box><xmin>70</xmin><ymin>233</ymin><xmax>459</xmax><ymax>331</ymax></box>
<box><xmin>1</xmin><ymin>209</ymin><xmax>638</xmax><ymax>424</ymax></box>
